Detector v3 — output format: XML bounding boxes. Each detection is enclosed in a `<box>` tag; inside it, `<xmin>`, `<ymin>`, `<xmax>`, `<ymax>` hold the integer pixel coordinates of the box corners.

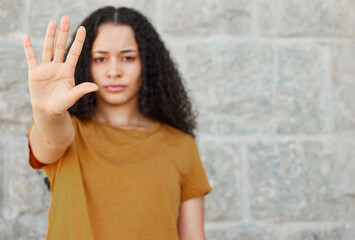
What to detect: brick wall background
<box><xmin>1</xmin><ymin>0</ymin><xmax>355</xmax><ymax>239</ymax></box>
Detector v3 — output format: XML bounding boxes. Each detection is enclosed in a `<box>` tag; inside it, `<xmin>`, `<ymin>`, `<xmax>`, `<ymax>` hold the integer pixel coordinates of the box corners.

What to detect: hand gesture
<box><xmin>23</xmin><ymin>16</ymin><xmax>98</xmax><ymax>116</ymax></box>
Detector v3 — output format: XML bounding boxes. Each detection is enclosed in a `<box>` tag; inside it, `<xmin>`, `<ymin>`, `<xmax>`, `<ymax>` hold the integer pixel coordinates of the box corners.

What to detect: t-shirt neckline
<box><xmin>90</xmin><ymin>117</ymin><xmax>161</xmax><ymax>139</ymax></box>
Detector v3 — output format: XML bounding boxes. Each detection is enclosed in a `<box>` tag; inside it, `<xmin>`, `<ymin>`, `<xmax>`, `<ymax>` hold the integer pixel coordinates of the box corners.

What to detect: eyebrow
<box><xmin>92</xmin><ymin>50</ymin><xmax>137</xmax><ymax>54</ymax></box>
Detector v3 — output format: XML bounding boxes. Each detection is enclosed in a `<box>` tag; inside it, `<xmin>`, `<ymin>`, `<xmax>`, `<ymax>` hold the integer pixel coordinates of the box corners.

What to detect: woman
<box><xmin>23</xmin><ymin>6</ymin><xmax>212</xmax><ymax>240</ymax></box>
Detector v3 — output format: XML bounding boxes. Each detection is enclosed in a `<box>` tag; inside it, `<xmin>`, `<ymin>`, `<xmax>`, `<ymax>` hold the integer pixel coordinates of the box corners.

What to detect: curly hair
<box><xmin>65</xmin><ymin>6</ymin><xmax>197</xmax><ymax>137</ymax></box>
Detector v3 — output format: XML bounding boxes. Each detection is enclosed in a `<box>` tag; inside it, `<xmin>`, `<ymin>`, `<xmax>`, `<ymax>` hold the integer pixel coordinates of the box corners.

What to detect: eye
<box><xmin>123</xmin><ymin>56</ymin><xmax>135</xmax><ymax>62</ymax></box>
<box><xmin>93</xmin><ymin>57</ymin><xmax>106</xmax><ymax>63</ymax></box>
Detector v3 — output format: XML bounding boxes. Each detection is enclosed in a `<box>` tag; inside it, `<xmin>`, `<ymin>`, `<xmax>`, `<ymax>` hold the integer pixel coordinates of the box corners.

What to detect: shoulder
<box><xmin>160</xmin><ymin>122</ymin><xmax>194</xmax><ymax>139</ymax></box>
<box><xmin>159</xmin><ymin>122</ymin><xmax>197</xmax><ymax>148</ymax></box>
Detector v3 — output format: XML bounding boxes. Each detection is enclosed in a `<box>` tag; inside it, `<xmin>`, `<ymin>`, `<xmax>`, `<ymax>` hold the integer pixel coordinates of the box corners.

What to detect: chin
<box><xmin>99</xmin><ymin>95</ymin><xmax>138</xmax><ymax>107</ymax></box>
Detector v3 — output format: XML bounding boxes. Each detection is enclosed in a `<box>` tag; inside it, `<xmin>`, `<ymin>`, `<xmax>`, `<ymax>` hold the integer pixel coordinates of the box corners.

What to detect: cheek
<box><xmin>90</xmin><ymin>65</ymin><xmax>103</xmax><ymax>82</ymax></box>
<box><xmin>134</xmin><ymin>62</ymin><xmax>143</xmax><ymax>79</ymax></box>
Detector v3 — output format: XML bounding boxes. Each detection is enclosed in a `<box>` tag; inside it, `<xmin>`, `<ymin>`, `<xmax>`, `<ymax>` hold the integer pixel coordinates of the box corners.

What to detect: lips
<box><xmin>104</xmin><ymin>84</ymin><xmax>127</xmax><ymax>92</ymax></box>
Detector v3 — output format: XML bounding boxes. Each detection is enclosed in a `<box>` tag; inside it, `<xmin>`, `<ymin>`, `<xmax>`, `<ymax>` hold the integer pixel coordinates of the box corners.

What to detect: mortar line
<box><xmin>2</xmin><ymin>145</ymin><xmax>9</xmax><ymax>217</ymax></box>
<box><xmin>197</xmin><ymin>134</ymin><xmax>337</xmax><ymax>143</ymax></box>
<box><xmin>0</xmin><ymin>144</ymin><xmax>3</xmax><ymax>215</ymax></box>
<box><xmin>322</xmin><ymin>46</ymin><xmax>334</xmax><ymax>132</ymax></box>
<box><xmin>272</xmin><ymin>43</ymin><xmax>279</xmax><ymax>134</ymax></box>
<box><xmin>23</xmin><ymin>0</ymin><xmax>31</xmax><ymax>34</ymax></box>
<box><xmin>162</xmin><ymin>36</ymin><xmax>355</xmax><ymax>44</ymax></box>
<box><xmin>155</xmin><ymin>0</ymin><xmax>162</xmax><ymax>34</ymax></box>
<box><xmin>205</xmin><ymin>220</ymin><xmax>355</xmax><ymax>228</ymax></box>
<box><xmin>251</xmin><ymin>0</ymin><xmax>259</xmax><ymax>37</ymax></box>
<box><xmin>241</xmin><ymin>144</ymin><xmax>249</xmax><ymax>223</ymax></box>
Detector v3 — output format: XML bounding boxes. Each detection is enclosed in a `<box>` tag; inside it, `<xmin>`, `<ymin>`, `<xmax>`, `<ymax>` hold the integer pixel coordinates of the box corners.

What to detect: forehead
<box><xmin>92</xmin><ymin>23</ymin><xmax>138</xmax><ymax>51</ymax></box>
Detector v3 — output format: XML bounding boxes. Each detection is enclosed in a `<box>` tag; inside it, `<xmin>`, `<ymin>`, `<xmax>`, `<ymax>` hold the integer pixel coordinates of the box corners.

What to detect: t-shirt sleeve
<box><xmin>180</xmin><ymin>138</ymin><xmax>212</xmax><ymax>202</ymax></box>
<box><xmin>28</xmin><ymin>122</ymin><xmax>48</xmax><ymax>170</ymax></box>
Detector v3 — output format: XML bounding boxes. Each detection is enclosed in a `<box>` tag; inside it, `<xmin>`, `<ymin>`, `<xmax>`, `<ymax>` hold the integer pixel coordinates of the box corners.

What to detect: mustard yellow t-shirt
<box><xmin>28</xmin><ymin>116</ymin><xmax>212</xmax><ymax>240</ymax></box>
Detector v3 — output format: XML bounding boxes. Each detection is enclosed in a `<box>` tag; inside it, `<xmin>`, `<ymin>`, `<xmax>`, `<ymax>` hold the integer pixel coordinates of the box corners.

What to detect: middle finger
<box><xmin>53</xmin><ymin>16</ymin><xmax>70</xmax><ymax>63</ymax></box>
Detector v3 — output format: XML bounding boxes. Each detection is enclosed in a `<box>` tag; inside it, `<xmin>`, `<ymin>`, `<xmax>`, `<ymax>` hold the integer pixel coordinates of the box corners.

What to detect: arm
<box><xmin>177</xmin><ymin>195</ymin><xmax>207</xmax><ymax>240</ymax></box>
<box><xmin>23</xmin><ymin>16</ymin><xmax>98</xmax><ymax>164</ymax></box>
<box><xmin>29</xmin><ymin>111</ymin><xmax>74</xmax><ymax>164</ymax></box>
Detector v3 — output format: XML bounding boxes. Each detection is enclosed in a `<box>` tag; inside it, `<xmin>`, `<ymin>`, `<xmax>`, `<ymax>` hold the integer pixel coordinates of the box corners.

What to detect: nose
<box><xmin>107</xmin><ymin>58</ymin><xmax>122</xmax><ymax>78</ymax></box>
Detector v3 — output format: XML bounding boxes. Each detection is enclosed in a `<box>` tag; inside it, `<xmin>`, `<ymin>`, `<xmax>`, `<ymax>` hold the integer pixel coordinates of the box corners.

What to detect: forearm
<box><xmin>32</xmin><ymin>110</ymin><xmax>74</xmax><ymax>146</ymax></box>
<box><xmin>30</xmin><ymin>110</ymin><xmax>74</xmax><ymax>164</ymax></box>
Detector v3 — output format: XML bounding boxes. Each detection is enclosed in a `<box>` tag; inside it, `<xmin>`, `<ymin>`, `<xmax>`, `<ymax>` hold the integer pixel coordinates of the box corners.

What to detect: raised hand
<box><xmin>23</xmin><ymin>16</ymin><xmax>98</xmax><ymax>116</ymax></box>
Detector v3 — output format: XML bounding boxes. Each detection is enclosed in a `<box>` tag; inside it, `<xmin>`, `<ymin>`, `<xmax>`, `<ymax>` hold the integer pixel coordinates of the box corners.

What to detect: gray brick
<box><xmin>258</xmin><ymin>0</ymin><xmax>355</xmax><ymax>37</ymax></box>
<box><xmin>0</xmin><ymin>41</ymin><xmax>28</xmax><ymax>90</ymax></box>
<box><xmin>206</xmin><ymin>224</ymin><xmax>277</xmax><ymax>240</ymax></box>
<box><xmin>17</xmin><ymin>213</ymin><xmax>48</xmax><ymax>238</ymax></box>
<box><xmin>0</xmin><ymin>123</ymin><xmax>31</xmax><ymax>136</ymax></box>
<box><xmin>197</xmin><ymin>138</ymin><xmax>242</xmax><ymax>221</ymax></box>
<box><xmin>0</xmin><ymin>0</ymin><xmax>24</xmax><ymax>34</ymax></box>
<box><xmin>183</xmin><ymin>42</ymin><xmax>274</xmax><ymax>135</ymax></box>
<box><xmin>323</xmin><ymin>132</ymin><xmax>355</xmax><ymax>206</ymax></box>
<box><xmin>248</xmin><ymin>140</ymin><xmax>355</xmax><ymax>221</ymax></box>
<box><xmin>272</xmin><ymin>44</ymin><xmax>325</xmax><ymax>134</ymax></box>
<box><xmin>0</xmin><ymin>144</ymin><xmax>2</xmax><ymax>215</ymax></box>
<box><xmin>332</xmin><ymin>41</ymin><xmax>355</xmax><ymax>131</ymax></box>
<box><xmin>301</xmin><ymin>140</ymin><xmax>355</xmax><ymax>221</ymax></box>
<box><xmin>0</xmin><ymin>218</ymin><xmax>44</xmax><ymax>240</ymax></box>
<box><xmin>0</xmin><ymin>83</ymin><xmax>32</xmax><ymax>134</ymax></box>
<box><xmin>2</xmin><ymin>137</ymin><xmax>50</xmax><ymax>219</ymax></box>
<box><xmin>249</xmin><ymin>142</ymin><xmax>305</xmax><ymax>221</ymax></box>
<box><xmin>0</xmin><ymin>42</ymin><xmax>32</xmax><ymax>135</ymax></box>
<box><xmin>160</xmin><ymin>0</ymin><xmax>252</xmax><ymax>36</ymax></box>
<box><xmin>82</xmin><ymin>0</ymin><xmax>158</xmax><ymax>27</ymax></box>
<box><xmin>28</xmin><ymin>0</ymin><xmax>86</xmax><ymax>39</ymax></box>
<box><xmin>285</xmin><ymin>224</ymin><xmax>355</xmax><ymax>240</ymax></box>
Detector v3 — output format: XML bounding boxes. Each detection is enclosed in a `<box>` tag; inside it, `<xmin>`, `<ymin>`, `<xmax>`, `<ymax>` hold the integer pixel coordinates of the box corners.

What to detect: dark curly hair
<box><xmin>65</xmin><ymin>6</ymin><xmax>197</xmax><ymax>137</ymax></box>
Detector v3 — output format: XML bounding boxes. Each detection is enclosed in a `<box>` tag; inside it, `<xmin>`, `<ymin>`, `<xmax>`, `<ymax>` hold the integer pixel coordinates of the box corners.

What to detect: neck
<box><xmin>94</xmin><ymin>99</ymin><xmax>154</xmax><ymax>129</ymax></box>
<box><xmin>95</xmin><ymin>100</ymin><xmax>141</xmax><ymax>125</ymax></box>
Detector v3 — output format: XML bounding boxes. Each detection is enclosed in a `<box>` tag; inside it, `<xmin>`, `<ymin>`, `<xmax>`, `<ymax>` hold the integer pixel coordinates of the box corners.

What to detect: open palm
<box><xmin>23</xmin><ymin>16</ymin><xmax>98</xmax><ymax>116</ymax></box>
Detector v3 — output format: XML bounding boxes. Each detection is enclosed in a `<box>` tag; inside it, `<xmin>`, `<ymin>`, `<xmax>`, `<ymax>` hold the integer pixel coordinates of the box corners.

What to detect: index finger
<box><xmin>65</xmin><ymin>26</ymin><xmax>86</xmax><ymax>68</ymax></box>
<box><xmin>23</xmin><ymin>34</ymin><xmax>38</xmax><ymax>69</ymax></box>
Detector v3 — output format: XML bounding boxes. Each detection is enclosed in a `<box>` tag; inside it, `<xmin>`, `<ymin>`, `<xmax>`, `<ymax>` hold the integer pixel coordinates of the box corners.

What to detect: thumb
<box><xmin>68</xmin><ymin>82</ymin><xmax>98</xmax><ymax>103</ymax></box>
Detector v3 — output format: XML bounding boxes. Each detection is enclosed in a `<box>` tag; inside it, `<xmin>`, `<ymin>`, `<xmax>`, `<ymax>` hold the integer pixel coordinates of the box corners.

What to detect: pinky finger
<box><xmin>23</xmin><ymin>35</ymin><xmax>38</xmax><ymax>69</ymax></box>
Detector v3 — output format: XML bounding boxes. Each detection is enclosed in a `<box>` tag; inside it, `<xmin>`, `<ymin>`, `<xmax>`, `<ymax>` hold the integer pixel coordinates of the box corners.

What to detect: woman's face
<box><xmin>90</xmin><ymin>23</ymin><xmax>142</xmax><ymax>108</ymax></box>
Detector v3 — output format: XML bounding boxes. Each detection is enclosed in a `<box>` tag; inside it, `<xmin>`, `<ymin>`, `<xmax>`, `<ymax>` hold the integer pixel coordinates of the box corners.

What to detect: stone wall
<box><xmin>0</xmin><ymin>0</ymin><xmax>355</xmax><ymax>239</ymax></box>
